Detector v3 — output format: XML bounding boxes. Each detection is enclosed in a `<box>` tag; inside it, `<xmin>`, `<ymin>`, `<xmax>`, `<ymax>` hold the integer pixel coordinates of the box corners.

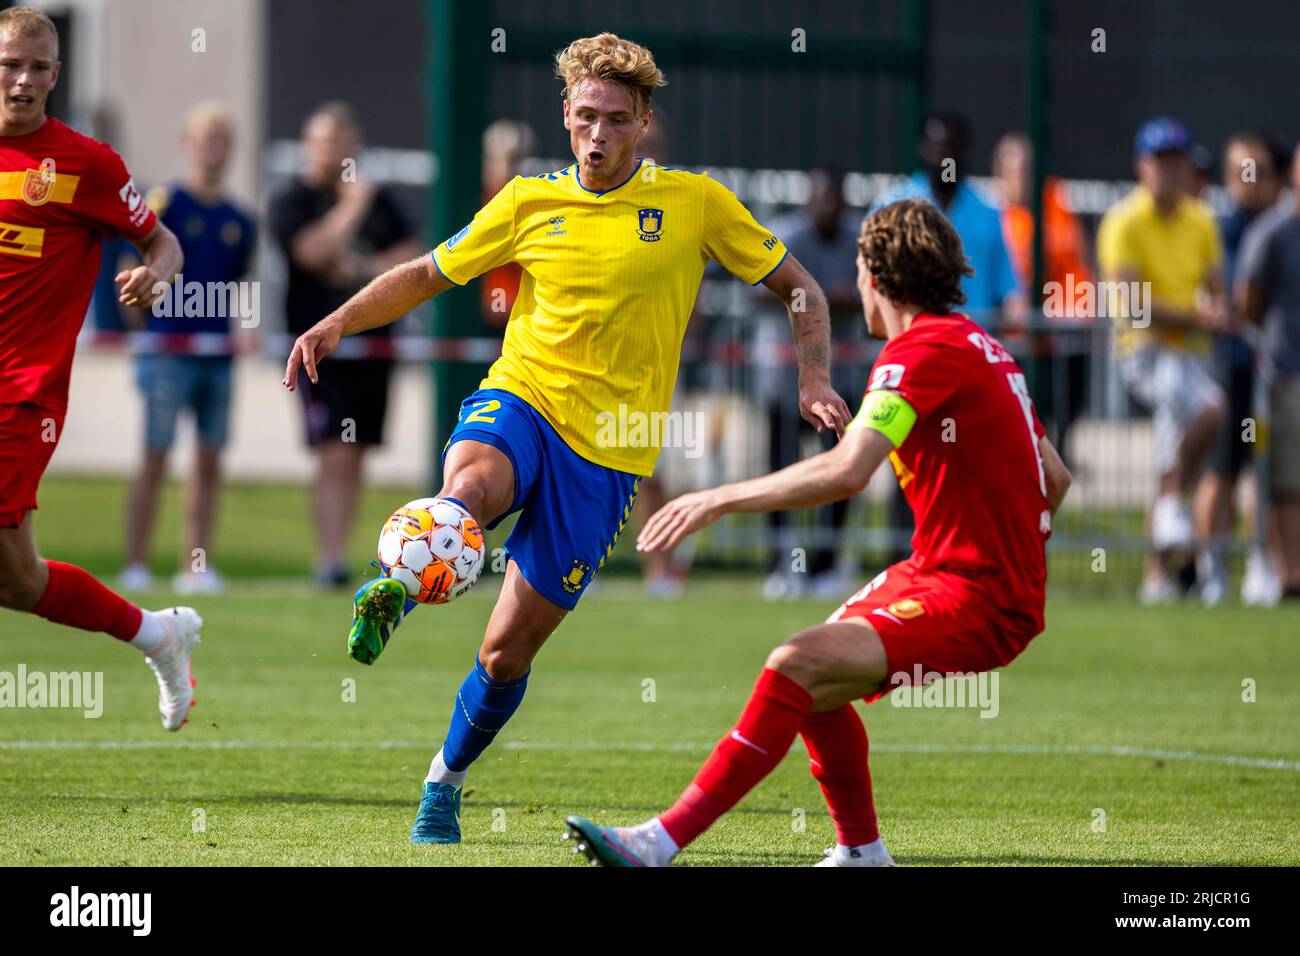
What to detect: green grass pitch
<box><xmin>0</xmin><ymin>477</ymin><xmax>1296</xmax><ymax>866</ymax></box>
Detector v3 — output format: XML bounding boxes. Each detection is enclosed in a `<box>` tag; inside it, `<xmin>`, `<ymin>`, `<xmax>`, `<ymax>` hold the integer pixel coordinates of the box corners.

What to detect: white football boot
<box><xmin>814</xmin><ymin>839</ymin><xmax>897</xmax><ymax>867</ymax></box>
<box><xmin>145</xmin><ymin>607</ymin><xmax>203</xmax><ymax>731</ymax></box>
<box><xmin>1151</xmin><ymin>494</ymin><xmax>1193</xmax><ymax>552</ymax></box>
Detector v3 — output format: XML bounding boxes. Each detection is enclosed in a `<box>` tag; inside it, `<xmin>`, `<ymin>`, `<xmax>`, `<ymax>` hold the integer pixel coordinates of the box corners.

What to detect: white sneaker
<box><xmin>645</xmin><ymin>573</ymin><xmax>684</xmax><ymax>599</ymax></box>
<box><xmin>810</xmin><ymin>568</ymin><xmax>851</xmax><ymax>600</ymax></box>
<box><xmin>1196</xmin><ymin>551</ymin><xmax>1227</xmax><ymax>607</ymax></box>
<box><xmin>1241</xmin><ymin>548</ymin><xmax>1282</xmax><ymax>607</ymax></box>
<box><xmin>1138</xmin><ymin>576</ymin><xmax>1180</xmax><ymax>606</ymax></box>
<box><xmin>813</xmin><ymin>839</ymin><xmax>896</xmax><ymax>867</ymax></box>
<box><xmin>119</xmin><ymin>564</ymin><xmax>154</xmax><ymax>592</ymax></box>
<box><xmin>1151</xmin><ymin>495</ymin><xmax>1193</xmax><ymax>552</ymax></box>
<box><xmin>173</xmin><ymin>568</ymin><xmax>226</xmax><ymax>595</ymax></box>
<box><xmin>145</xmin><ymin>607</ymin><xmax>203</xmax><ymax>731</ymax></box>
<box><xmin>763</xmin><ymin>570</ymin><xmax>808</xmax><ymax>601</ymax></box>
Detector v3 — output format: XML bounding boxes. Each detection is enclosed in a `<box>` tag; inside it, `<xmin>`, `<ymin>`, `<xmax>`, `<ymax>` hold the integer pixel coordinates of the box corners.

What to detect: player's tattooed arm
<box><xmin>760</xmin><ymin>254</ymin><xmax>851</xmax><ymax>437</ymax></box>
<box><xmin>118</xmin><ymin>221</ymin><xmax>183</xmax><ymax>309</ymax></box>
<box><xmin>637</xmin><ymin>428</ymin><xmax>890</xmax><ymax>553</ymax></box>
<box><xmin>282</xmin><ymin>252</ymin><xmax>452</xmax><ymax>390</ymax></box>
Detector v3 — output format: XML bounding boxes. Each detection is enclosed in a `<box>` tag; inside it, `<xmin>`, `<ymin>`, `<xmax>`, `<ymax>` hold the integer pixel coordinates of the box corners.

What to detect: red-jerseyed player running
<box><xmin>0</xmin><ymin>9</ymin><xmax>200</xmax><ymax>731</ymax></box>
<box><xmin>563</xmin><ymin>197</ymin><xmax>1073</xmax><ymax>866</ymax></box>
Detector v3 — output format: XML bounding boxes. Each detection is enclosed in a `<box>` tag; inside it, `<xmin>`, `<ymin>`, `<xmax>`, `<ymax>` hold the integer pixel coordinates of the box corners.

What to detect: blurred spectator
<box><xmin>1186</xmin><ymin>143</ymin><xmax>1215</xmax><ymax>199</ymax></box>
<box><xmin>1238</xmin><ymin>144</ymin><xmax>1300</xmax><ymax>599</ymax></box>
<box><xmin>1097</xmin><ymin>117</ymin><xmax>1227</xmax><ymax>605</ymax></box>
<box><xmin>877</xmin><ymin>112</ymin><xmax>1023</xmax><ymax>327</ymax></box>
<box><xmin>873</xmin><ymin>113</ymin><xmax>1023</xmax><ymax>563</ymax></box>
<box><xmin>755</xmin><ymin>167</ymin><xmax>865</xmax><ymax>599</ymax></box>
<box><xmin>617</xmin><ymin>109</ymin><xmax>698</xmax><ymax>597</ymax></box>
<box><xmin>1193</xmin><ymin>131</ymin><xmax>1287</xmax><ymax>604</ymax></box>
<box><xmin>119</xmin><ymin>102</ymin><xmax>255</xmax><ymax>595</ymax></box>
<box><xmin>993</xmin><ymin>131</ymin><xmax>1094</xmax><ymax>464</ymax></box>
<box><xmin>479</xmin><ymin>119</ymin><xmax>535</xmax><ymax>328</ymax></box>
<box><xmin>270</xmin><ymin>102</ymin><xmax>420</xmax><ymax>588</ymax></box>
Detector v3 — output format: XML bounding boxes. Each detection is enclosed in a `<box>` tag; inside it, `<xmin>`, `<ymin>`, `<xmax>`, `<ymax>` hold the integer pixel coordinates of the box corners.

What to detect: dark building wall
<box><xmin>265</xmin><ymin>0</ymin><xmax>429</xmax><ymax>149</ymax></box>
<box><xmin>265</xmin><ymin>0</ymin><xmax>1300</xmax><ymax>179</ymax></box>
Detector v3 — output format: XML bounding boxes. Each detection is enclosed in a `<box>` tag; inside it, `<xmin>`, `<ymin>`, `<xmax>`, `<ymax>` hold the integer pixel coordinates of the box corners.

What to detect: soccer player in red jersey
<box><xmin>564</xmin><ymin>197</ymin><xmax>1073</xmax><ymax>866</ymax></box>
<box><xmin>0</xmin><ymin>8</ymin><xmax>201</xmax><ymax>731</ymax></box>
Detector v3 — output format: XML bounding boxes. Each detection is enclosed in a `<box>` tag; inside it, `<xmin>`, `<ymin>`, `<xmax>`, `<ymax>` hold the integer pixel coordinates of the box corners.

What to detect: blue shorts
<box><xmin>445</xmin><ymin>388</ymin><xmax>641</xmax><ymax>610</ymax></box>
<box><xmin>135</xmin><ymin>355</ymin><xmax>233</xmax><ymax>451</ymax></box>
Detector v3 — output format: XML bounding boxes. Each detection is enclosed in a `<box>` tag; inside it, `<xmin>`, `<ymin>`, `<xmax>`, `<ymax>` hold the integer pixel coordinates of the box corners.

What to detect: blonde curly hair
<box><xmin>554</xmin><ymin>33</ymin><xmax>666</xmax><ymax>117</ymax></box>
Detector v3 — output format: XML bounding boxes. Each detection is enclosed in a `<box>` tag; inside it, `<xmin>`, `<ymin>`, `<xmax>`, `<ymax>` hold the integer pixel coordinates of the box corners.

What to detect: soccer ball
<box><xmin>377</xmin><ymin>497</ymin><xmax>485</xmax><ymax>604</ymax></box>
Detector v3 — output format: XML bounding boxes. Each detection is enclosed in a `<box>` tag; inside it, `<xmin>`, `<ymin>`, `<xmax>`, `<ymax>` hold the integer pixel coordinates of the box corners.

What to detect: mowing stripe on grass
<box><xmin>0</xmin><ymin>738</ymin><xmax>1296</xmax><ymax>771</ymax></box>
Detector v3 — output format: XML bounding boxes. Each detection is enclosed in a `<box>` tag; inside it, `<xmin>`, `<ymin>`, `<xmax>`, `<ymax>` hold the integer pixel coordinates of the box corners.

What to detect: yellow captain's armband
<box><xmin>848</xmin><ymin>390</ymin><xmax>918</xmax><ymax>447</ymax></box>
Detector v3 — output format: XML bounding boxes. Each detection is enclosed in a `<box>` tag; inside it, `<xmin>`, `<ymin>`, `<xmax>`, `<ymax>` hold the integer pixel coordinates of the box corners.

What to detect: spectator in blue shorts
<box><xmin>120</xmin><ymin>102</ymin><xmax>255</xmax><ymax>595</ymax></box>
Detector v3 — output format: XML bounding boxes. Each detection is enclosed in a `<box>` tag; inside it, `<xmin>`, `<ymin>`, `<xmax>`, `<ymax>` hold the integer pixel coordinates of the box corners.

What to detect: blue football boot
<box><xmin>410</xmin><ymin>781</ymin><xmax>463</xmax><ymax>845</ymax></box>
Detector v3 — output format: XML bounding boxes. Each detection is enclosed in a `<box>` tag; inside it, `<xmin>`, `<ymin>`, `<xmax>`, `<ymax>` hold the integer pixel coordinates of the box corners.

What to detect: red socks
<box><xmin>659</xmin><ymin>668</ymin><xmax>813</xmax><ymax>849</ymax></box>
<box><xmin>32</xmin><ymin>560</ymin><xmax>142</xmax><ymax>641</ymax></box>
<box><xmin>801</xmin><ymin>704</ymin><xmax>880</xmax><ymax>846</ymax></box>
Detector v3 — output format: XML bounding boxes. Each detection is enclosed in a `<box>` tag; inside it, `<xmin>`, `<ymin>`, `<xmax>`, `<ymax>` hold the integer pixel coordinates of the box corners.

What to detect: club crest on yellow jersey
<box><xmin>637</xmin><ymin>207</ymin><xmax>664</xmax><ymax>242</ymax></box>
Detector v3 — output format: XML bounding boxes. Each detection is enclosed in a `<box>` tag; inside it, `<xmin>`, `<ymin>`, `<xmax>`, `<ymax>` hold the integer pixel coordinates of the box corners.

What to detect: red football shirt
<box><xmin>0</xmin><ymin>117</ymin><xmax>157</xmax><ymax>413</ymax></box>
<box><xmin>866</xmin><ymin>313</ymin><xmax>1050</xmax><ymax>630</ymax></box>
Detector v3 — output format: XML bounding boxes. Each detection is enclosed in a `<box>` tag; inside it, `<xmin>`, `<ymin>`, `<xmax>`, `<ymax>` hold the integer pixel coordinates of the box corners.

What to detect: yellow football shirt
<box><xmin>432</xmin><ymin>159</ymin><xmax>787</xmax><ymax>475</ymax></box>
<box><xmin>1096</xmin><ymin>186</ymin><xmax>1222</xmax><ymax>357</ymax></box>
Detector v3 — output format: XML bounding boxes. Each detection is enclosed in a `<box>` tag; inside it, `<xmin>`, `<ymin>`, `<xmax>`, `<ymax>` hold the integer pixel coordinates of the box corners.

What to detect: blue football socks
<box><xmin>441</xmin><ymin>655</ymin><xmax>529</xmax><ymax>772</ymax></box>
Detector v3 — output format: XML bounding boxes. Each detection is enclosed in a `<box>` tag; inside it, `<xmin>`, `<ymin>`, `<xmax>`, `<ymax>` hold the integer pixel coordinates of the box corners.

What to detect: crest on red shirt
<box><xmin>21</xmin><ymin>165</ymin><xmax>54</xmax><ymax>206</ymax></box>
<box><xmin>887</xmin><ymin>598</ymin><xmax>926</xmax><ymax>620</ymax></box>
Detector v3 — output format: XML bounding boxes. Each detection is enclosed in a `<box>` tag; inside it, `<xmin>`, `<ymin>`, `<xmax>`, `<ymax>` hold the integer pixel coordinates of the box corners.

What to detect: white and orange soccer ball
<box><xmin>377</xmin><ymin>497</ymin><xmax>485</xmax><ymax>605</ymax></box>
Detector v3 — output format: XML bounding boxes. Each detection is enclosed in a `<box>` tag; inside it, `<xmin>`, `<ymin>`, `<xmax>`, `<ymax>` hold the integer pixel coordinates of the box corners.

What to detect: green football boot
<box><xmin>347</xmin><ymin>576</ymin><xmax>408</xmax><ymax>665</ymax></box>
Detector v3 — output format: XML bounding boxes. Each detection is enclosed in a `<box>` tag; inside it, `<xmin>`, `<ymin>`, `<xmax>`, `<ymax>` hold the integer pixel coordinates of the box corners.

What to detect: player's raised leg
<box><xmin>565</xmin><ymin>620</ymin><xmax>890</xmax><ymax>866</ymax></box>
<box><xmin>411</xmin><ymin>560</ymin><xmax>568</xmax><ymax>843</ymax></box>
<box><xmin>347</xmin><ymin>438</ymin><xmax>514</xmax><ymax>664</ymax></box>
<box><xmin>0</xmin><ymin>513</ymin><xmax>202</xmax><ymax>731</ymax></box>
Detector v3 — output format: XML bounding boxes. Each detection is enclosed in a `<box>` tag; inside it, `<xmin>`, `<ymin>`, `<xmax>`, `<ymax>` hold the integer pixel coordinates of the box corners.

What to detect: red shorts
<box><xmin>0</xmin><ymin>403</ymin><xmax>64</xmax><ymax>529</ymax></box>
<box><xmin>827</xmin><ymin>557</ymin><xmax>1042</xmax><ymax>703</ymax></box>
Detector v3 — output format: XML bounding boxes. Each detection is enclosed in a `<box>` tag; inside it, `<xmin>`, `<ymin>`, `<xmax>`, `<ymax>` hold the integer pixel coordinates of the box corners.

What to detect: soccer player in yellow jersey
<box><xmin>282</xmin><ymin>33</ymin><xmax>850</xmax><ymax>844</ymax></box>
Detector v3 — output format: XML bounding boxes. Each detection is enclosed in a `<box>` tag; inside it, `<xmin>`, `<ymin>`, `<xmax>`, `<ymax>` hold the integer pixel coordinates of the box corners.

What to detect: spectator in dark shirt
<box><xmin>755</xmin><ymin>167</ymin><xmax>865</xmax><ymax>599</ymax></box>
<box><xmin>1239</xmin><ymin>144</ymin><xmax>1300</xmax><ymax>598</ymax></box>
<box><xmin>270</xmin><ymin>102</ymin><xmax>420</xmax><ymax>588</ymax></box>
<box><xmin>1194</xmin><ymin>131</ymin><xmax>1286</xmax><ymax>603</ymax></box>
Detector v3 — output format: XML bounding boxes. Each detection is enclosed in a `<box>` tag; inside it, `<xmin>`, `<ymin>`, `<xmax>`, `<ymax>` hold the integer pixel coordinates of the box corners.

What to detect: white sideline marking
<box><xmin>0</xmin><ymin>739</ymin><xmax>1295</xmax><ymax>771</ymax></box>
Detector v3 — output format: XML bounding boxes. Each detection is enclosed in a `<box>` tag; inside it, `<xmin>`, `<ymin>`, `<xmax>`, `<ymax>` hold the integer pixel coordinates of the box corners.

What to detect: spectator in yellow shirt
<box><xmin>1097</xmin><ymin>117</ymin><xmax>1229</xmax><ymax>604</ymax></box>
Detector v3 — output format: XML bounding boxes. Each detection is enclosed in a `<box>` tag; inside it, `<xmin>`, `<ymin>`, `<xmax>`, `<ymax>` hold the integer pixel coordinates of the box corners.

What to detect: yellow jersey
<box><xmin>432</xmin><ymin>158</ymin><xmax>787</xmax><ymax>475</ymax></box>
<box><xmin>1096</xmin><ymin>186</ymin><xmax>1222</xmax><ymax>357</ymax></box>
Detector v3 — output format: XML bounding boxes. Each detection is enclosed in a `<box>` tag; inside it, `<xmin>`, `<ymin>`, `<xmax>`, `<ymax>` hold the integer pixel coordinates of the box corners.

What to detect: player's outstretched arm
<box><xmin>760</xmin><ymin>254</ymin><xmax>851</xmax><ymax>436</ymax></box>
<box><xmin>282</xmin><ymin>253</ymin><xmax>452</xmax><ymax>390</ymax></box>
<box><xmin>637</xmin><ymin>427</ymin><xmax>891</xmax><ymax>553</ymax></box>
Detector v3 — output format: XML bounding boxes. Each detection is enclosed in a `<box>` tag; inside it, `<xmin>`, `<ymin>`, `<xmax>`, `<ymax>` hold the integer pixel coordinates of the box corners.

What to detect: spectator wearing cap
<box><xmin>1097</xmin><ymin>117</ymin><xmax>1228</xmax><ymax>605</ymax></box>
<box><xmin>1238</xmin><ymin>143</ymin><xmax>1300</xmax><ymax>599</ymax></box>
